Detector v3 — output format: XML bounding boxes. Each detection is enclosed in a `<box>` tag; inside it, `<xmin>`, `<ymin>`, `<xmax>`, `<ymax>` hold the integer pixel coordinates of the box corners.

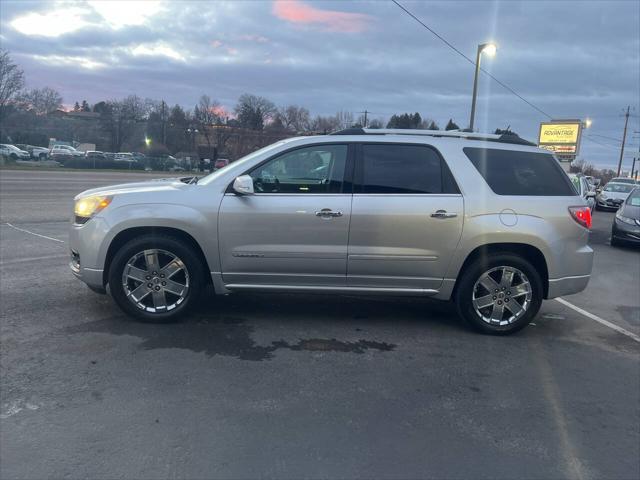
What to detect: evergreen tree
<box><xmin>445</xmin><ymin>119</ymin><xmax>459</xmax><ymax>130</ymax></box>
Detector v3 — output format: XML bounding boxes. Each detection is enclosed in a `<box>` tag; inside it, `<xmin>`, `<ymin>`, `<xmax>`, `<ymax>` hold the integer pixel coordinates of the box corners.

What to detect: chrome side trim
<box><xmin>348</xmin><ymin>254</ymin><xmax>438</xmax><ymax>261</ymax></box>
<box><xmin>548</xmin><ymin>274</ymin><xmax>591</xmax><ymax>283</ymax></box>
<box><xmin>224</xmin><ymin>284</ymin><xmax>438</xmax><ymax>295</ymax></box>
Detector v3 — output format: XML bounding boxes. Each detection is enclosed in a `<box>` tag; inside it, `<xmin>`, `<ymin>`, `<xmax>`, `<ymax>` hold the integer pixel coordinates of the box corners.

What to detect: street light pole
<box><xmin>469</xmin><ymin>43</ymin><xmax>496</xmax><ymax>132</ymax></box>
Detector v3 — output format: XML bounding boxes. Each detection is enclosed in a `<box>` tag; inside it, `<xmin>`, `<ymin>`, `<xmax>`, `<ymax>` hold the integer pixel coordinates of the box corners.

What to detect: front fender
<box><xmin>96</xmin><ymin>202</ymin><xmax>220</xmax><ymax>274</ymax></box>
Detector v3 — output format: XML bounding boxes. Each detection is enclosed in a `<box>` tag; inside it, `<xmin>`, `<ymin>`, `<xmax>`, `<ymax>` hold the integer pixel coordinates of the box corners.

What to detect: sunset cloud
<box><xmin>272</xmin><ymin>0</ymin><xmax>371</xmax><ymax>32</ymax></box>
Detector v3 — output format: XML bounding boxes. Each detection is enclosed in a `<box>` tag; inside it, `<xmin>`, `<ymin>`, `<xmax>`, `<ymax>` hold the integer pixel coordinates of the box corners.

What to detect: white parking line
<box><xmin>555</xmin><ymin>297</ymin><xmax>640</xmax><ymax>343</ymax></box>
<box><xmin>3</xmin><ymin>223</ymin><xmax>65</xmax><ymax>244</ymax></box>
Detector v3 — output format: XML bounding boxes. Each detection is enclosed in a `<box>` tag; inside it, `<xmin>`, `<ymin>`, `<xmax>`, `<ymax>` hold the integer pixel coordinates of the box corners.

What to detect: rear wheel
<box><xmin>455</xmin><ymin>253</ymin><xmax>543</xmax><ymax>335</ymax></box>
<box><xmin>109</xmin><ymin>234</ymin><xmax>204</xmax><ymax>322</ymax></box>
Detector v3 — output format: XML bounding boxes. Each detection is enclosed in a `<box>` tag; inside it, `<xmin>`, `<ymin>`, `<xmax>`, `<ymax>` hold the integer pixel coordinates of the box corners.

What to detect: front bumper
<box><xmin>597</xmin><ymin>198</ymin><xmax>624</xmax><ymax>209</ymax></box>
<box><xmin>612</xmin><ymin>218</ymin><xmax>640</xmax><ymax>245</ymax></box>
<box><xmin>69</xmin><ymin>217</ymin><xmax>109</xmax><ymax>291</ymax></box>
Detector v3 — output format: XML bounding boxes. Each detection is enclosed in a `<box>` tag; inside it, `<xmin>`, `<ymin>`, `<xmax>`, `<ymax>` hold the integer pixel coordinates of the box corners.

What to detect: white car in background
<box><xmin>568</xmin><ymin>174</ymin><xmax>596</xmax><ymax>212</ymax></box>
<box><xmin>0</xmin><ymin>144</ymin><xmax>30</xmax><ymax>159</ymax></box>
<box><xmin>596</xmin><ymin>182</ymin><xmax>636</xmax><ymax>210</ymax></box>
<box><xmin>50</xmin><ymin>145</ymin><xmax>84</xmax><ymax>157</ymax></box>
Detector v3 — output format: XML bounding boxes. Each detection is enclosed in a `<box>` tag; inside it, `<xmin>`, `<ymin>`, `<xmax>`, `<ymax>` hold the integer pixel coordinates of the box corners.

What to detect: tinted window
<box><xmin>250</xmin><ymin>144</ymin><xmax>347</xmax><ymax>193</ymax></box>
<box><xmin>358</xmin><ymin>144</ymin><xmax>457</xmax><ymax>194</ymax></box>
<box><xmin>463</xmin><ymin>148</ymin><xmax>575</xmax><ymax>196</ymax></box>
<box><xmin>626</xmin><ymin>188</ymin><xmax>640</xmax><ymax>206</ymax></box>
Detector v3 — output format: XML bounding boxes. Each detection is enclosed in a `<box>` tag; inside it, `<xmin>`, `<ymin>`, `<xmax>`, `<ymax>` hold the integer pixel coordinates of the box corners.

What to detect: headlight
<box><xmin>616</xmin><ymin>210</ymin><xmax>636</xmax><ymax>225</ymax></box>
<box><xmin>74</xmin><ymin>195</ymin><xmax>112</xmax><ymax>224</ymax></box>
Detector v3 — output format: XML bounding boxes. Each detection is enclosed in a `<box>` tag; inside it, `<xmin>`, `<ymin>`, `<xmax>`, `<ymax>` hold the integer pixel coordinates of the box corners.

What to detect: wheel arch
<box><xmin>452</xmin><ymin>243</ymin><xmax>549</xmax><ymax>299</ymax></box>
<box><xmin>103</xmin><ymin>226</ymin><xmax>212</xmax><ymax>287</ymax></box>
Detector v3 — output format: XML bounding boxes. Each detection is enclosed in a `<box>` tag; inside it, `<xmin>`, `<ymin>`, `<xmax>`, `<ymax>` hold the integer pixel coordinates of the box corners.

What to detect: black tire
<box><xmin>454</xmin><ymin>253</ymin><xmax>543</xmax><ymax>335</ymax></box>
<box><xmin>9</xmin><ymin>153</ymin><xmax>17</xmax><ymax>160</ymax></box>
<box><xmin>610</xmin><ymin>235</ymin><xmax>623</xmax><ymax>248</ymax></box>
<box><xmin>108</xmin><ymin>234</ymin><xmax>204</xmax><ymax>322</ymax></box>
<box><xmin>39</xmin><ymin>153</ymin><xmax>47</xmax><ymax>160</ymax></box>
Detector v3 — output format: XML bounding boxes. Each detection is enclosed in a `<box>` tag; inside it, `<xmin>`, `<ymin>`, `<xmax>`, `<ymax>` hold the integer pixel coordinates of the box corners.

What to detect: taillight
<box><xmin>568</xmin><ymin>206</ymin><xmax>592</xmax><ymax>230</ymax></box>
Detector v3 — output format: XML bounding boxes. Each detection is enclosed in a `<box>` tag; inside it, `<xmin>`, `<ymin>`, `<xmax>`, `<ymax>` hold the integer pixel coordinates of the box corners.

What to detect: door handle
<box><xmin>431</xmin><ymin>210</ymin><xmax>457</xmax><ymax>219</ymax></box>
<box><xmin>315</xmin><ymin>209</ymin><xmax>343</xmax><ymax>218</ymax></box>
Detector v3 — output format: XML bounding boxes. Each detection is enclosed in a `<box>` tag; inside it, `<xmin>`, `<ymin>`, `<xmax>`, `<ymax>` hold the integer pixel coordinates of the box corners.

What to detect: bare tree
<box><xmin>0</xmin><ymin>49</ymin><xmax>25</xmax><ymax>135</ymax></box>
<box><xmin>18</xmin><ymin>87</ymin><xmax>63</xmax><ymax>115</ymax></box>
<box><xmin>100</xmin><ymin>95</ymin><xmax>148</xmax><ymax>151</ymax></box>
<box><xmin>335</xmin><ymin>110</ymin><xmax>354</xmax><ymax>130</ymax></box>
<box><xmin>310</xmin><ymin>115</ymin><xmax>340</xmax><ymax>134</ymax></box>
<box><xmin>277</xmin><ymin>105</ymin><xmax>310</xmax><ymax>132</ymax></box>
<box><xmin>194</xmin><ymin>95</ymin><xmax>221</xmax><ymax>157</ymax></box>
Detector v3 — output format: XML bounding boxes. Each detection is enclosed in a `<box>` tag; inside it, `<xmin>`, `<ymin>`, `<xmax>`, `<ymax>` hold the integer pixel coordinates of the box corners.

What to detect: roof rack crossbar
<box><xmin>330</xmin><ymin>128</ymin><xmax>536</xmax><ymax>146</ymax></box>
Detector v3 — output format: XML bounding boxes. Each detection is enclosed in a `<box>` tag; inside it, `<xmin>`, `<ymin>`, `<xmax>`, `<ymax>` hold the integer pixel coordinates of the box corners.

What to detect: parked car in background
<box><xmin>583</xmin><ymin>175</ymin><xmax>599</xmax><ymax>191</ymax></box>
<box><xmin>15</xmin><ymin>144</ymin><xmax>49</xmax><ymax>159</ymax></box>
<box><xmin>0</xmin><ymin>144</ymin><xmax>30</xmax><ymax>160</ymax></box>
<box><xmin>596</xmin><ymin>182</ymin><xmax>635</xmax><ymax>210</ymax></box>
<box><xmin>608</xmin><ymin>177</ymin><xmax>639</xmax><ymax>185</ymax></box>
<box><xmin>214</xmin><ymin>158</ymin><xmax>230</xmax><ymax>170</ymax></box>
<box><xmin>168</xmin><ymin>166</ymin><xmax>185</xmax><ymax>172</ymax></box>
<box><xmin>69</xmin><ymin>128</ymin><xmax>593</xmax><ymax>335</ymax></box>
<box><xmin>611</xmin><ymin>187</ymin><xmax>640</xmax><ymax>247</ymax></box>
<box><xmin>569</xmin><ymin>173</ymin><xmax>596</xmax><ymax>212</ymax></box>
<box><xmin>115</xmin><ymin>153</ymin><xmax>135</xmax><ymax>162</ymax></box>
<box><xmin>50</xmin><ymin>145</ymin><xmax>83</xmax><ymax>157</ymax></box>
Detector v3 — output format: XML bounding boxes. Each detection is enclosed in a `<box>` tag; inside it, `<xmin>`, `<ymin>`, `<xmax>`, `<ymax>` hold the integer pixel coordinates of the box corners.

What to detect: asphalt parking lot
<box><xmin>1</xmin><ymin>169</ymin><xmax>639</xmax><ymax>479</ymax></box>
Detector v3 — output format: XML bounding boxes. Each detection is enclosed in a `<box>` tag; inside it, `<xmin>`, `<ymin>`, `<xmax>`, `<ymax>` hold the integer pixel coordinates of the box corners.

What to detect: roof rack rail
<box><xmin>330</xmin><ymin>127</ymin><xmax>536</xmax><ymax>146</ymax></box>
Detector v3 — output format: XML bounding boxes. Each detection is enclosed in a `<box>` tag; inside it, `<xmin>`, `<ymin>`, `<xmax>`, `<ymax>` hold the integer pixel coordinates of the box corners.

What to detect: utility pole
<box><xmin>616</xmin><ymin>105</ymin><xmax>630</xmax><ymax>176</ymax></box>
<box><xmin>161</xmin><ymin>100</ymin><xmax>167</xmax><ymax>146</ymax></box>
<box><xmin>358</xmin><ymin>110</ymin><xmax>369</xmax><ymax>128</ymax></box>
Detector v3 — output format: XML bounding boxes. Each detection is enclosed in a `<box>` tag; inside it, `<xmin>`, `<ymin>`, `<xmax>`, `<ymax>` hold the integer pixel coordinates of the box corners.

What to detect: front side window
<box><xmin>250</xmin><ymin>144</ymin><xmax>348</xmax><ymax>193</ymax></box>
<box><xmin>463</xmin><ymin>147</ymin><xmax>576</xmax><ymax>196</ymax></box>
<box><xmin>626</xmin><ymin>188</ymin><xmax>640</xmax><ymax>206</ymax></box>
<box><xmin>357</xmin><ymin>144</ymin><xmax>458</xmax><ymax>194</ymax></box>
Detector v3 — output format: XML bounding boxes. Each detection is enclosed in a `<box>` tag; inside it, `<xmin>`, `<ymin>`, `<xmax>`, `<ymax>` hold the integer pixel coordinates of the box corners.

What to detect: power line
<box><xmin>391</xmin><ymin>0</ymin><xmax>553</xmax><ymax>120</ymax></box>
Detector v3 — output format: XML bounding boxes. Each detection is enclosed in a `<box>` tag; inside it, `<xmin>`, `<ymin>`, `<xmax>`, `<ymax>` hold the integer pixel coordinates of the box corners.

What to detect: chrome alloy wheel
<box><xmin>121</xmin><ymin>249</ymin><xmax>190</xmax><ymax>313</ymax></box>
<box><xmin>472</xmin><ymin>266</ymin><xmax>532</xmax><ymax>326</ymax></box>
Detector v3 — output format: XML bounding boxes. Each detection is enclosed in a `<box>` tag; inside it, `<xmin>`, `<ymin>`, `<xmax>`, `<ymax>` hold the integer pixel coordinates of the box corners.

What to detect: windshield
<box><xmin>604</xmin><ymin>183</ymin><xmax>633</xmax><ymax>193</ymax></box>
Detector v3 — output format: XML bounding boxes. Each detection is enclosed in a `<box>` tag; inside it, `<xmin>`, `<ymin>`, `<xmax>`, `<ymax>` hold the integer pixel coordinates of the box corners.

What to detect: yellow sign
<box><xmin>538</xmin><ymin>122</ymin><xmax>581</xmax><ymax>145</ymax></box>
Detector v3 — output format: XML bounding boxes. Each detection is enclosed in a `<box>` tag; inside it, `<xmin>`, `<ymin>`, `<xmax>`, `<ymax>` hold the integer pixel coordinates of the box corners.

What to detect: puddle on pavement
<box><xmin>65</xmin><ymin>315</ymin><xmax>396</xmax><ymax>361</ymax></box>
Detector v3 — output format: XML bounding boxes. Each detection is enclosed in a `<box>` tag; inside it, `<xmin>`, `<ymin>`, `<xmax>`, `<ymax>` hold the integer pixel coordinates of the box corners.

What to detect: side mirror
<box><xmin>233</xmin><ymin>175</ymin><xmax>254</xmax><ymax>195</ymax></box>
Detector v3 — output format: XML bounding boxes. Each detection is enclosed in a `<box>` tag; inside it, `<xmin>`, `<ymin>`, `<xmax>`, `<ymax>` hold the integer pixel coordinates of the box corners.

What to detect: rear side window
<box><xmin>357</xmin><ymin>144</ymin><xmax>459</xmax><ymax>194</ymax></box>
<box><xmin>463</xmin><ymin>147</ymin><xmax>575</xmax><ymax>196</ymax></box>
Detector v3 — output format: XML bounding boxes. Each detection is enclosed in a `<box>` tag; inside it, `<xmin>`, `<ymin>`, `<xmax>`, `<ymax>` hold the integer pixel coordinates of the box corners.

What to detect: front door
<box><xmin>219</xmin><ymin>143</ymin><xmax>353</xmax><ymax>286</ymax></box>
<box><xmin>347</xmin><ymin>143</ymin><xmax>464</xmax><ymax>290</ymax></box>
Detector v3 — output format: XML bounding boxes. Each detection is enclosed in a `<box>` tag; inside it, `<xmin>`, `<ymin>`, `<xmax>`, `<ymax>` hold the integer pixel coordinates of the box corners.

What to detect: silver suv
<box><xmin>69</xmin><ymin>129</ymin><xmax>594</xmax><ymax>334</ymax></box>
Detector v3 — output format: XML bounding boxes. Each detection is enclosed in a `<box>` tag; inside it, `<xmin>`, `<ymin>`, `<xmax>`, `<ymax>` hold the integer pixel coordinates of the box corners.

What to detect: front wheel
<box><xmin>455</xmin><ymin>253</ymin><xmax>543</xmax><ymax>335</ymax></box>
<box><xmin>108</xmin><ymin>234</ymin><xmax>204</xmax><ymax>322</ymax></box>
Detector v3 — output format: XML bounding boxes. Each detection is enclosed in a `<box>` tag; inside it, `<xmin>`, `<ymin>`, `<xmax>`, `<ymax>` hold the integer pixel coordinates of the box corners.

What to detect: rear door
<box><xmin>218</xmin><ymin>143</ymin><xmax>353</xmax><ymax>286</ymax></box>
<box><xmin>347</xmin><ymin>143</ymin><xmax>464</xmax><ymax>290</ymax></box>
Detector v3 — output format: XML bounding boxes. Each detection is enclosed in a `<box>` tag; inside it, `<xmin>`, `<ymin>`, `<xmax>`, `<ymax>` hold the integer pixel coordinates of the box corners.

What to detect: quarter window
<box><xmin>357</xmin><ymin>144</ymin><xmax>458</xmax><ymax>194</ymax></box>
<box><xmin>463</xmin><ymin>147</ymin><xmax>576</xmax><ymax>196</ymax></box>
<box><xmin>250</xmin><ymin>144</ymin><xmax>348</xmax><ymax>193</ymax></box>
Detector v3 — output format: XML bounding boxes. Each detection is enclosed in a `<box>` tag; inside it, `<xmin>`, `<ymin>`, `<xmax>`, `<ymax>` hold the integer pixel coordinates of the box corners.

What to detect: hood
<box><xmin>74</xmin><ymin>176</ymin><xmax>191</xmax><ymax>200</ymax></box>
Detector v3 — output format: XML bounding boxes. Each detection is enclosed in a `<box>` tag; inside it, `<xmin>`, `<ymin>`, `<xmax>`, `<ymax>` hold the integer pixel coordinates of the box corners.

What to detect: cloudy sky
<box><xmin>1</xmin><ymin>0</ymin><xmax>639</xmax><ymax>169</ymax></box>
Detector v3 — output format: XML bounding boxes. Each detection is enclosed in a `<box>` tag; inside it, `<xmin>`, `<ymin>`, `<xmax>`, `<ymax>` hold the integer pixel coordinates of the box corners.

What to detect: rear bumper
<box><xmin>547</xmin><ymin>274</ymin><xmax>591</xmax><ymax>298</ymax></box>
